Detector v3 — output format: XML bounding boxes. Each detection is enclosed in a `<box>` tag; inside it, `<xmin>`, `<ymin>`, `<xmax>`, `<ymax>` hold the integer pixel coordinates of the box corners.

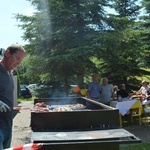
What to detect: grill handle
<box><xmin>34</xmin><ymin>135</ymin><xmax>141</xmax><ymax>146</ymax></box>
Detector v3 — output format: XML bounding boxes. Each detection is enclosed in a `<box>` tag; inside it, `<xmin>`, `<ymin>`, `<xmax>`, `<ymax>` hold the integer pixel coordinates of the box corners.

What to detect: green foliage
<box><xmin>96</xmin><ymin>25</ymin><xmax>145</xmax><ymax>86</ymax></box>
<box><xmin>139</xmin><ymin>0</ymin><xmax>150</xmax><ymax>67</ymax></box>
<box><xmin>17</xmin><ymin>97</ymin><xmax>34</xmax><ymax>103</ymax></box>
<box><xmin>16</xmin><ymin>0</ymin><xmax>110</xmax><ymax>88</ymax></box>
<box><xmin>15</xmin><ymin>0</ymin><xmax>150</xmax><ymax>94</ymax></box>
<box><xmin>120</xmin><ymin>143</ymin><xmax>150</xmax><ymax>150</ymax></box>
<box><xmin>94</xmin><ymin>0</ymin><xmax>149</xmax><ymax>89</ymax></box>
<box><xmin>111</xmin><ymin>0</ymin><xmax>141</xmax><ymax>19</ymax></box>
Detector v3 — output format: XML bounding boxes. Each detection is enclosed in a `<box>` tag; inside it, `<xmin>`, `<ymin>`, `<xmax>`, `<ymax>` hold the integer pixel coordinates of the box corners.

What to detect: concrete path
<box><xmin>11</xmin><ymin>101</ymin><xmax>34</xmax><ymax>147</ymax></box>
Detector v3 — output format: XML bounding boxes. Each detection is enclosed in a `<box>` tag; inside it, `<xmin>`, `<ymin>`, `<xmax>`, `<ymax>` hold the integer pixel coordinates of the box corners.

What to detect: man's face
<box><xmin>142</xmin><ymin>82</ymin><xmax>148</xmax><ymax>87</ymax></box>
<box><xmin>103</xmin><ymin>78</ymin><xmax>108</xmax><ymax>85</ymax></box>
<box><xmin>5</xmin><ymin>50</ymin><xmax>26</xmax><ymax>72</ymax></box>
<box><xmin>122</xmin><ymin>85</ymin><xmax>126</xmax><ymax>90</ymax></box>
<box><xmin>93</xmin><ymin>75</ymin><xmax>99</xmax><ymax>82</ymax></box>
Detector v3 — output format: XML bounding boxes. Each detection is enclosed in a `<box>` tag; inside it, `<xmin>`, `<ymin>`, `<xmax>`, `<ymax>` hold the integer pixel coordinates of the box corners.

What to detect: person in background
<box><xmin>99</xmin><ymin>77</ymin><xmax>114</xmax><ymax>106</ymax></box>
<box><xmin>117</xmin><ymin>84</ymin><xmax>130</xmax><ymax>101</ymax></box>
<box><xmin>137</xmin><ymin>80</ymin><xmax>150</xmax><ymax>99</ymax></box>
<box><xmin>113</xmin><ymin>85</ymin><xmax>119</xmax><ymax>99</ymax></box>
<box><xmin>0</xmin><ymin>44</ymin><xmax>26</xmax><ymax>149</ymax></box>
<box><xmin>87</xmin><ymin>74</ymin><xmax>101</xmax><ymax>101</ymax></box>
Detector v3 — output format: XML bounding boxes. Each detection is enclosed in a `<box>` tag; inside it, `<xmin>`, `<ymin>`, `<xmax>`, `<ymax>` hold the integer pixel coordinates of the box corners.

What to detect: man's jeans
<box><xmin>0</xmin><ymin>128</ymin><xmax>12</xmax><ymax>149</ymax></box>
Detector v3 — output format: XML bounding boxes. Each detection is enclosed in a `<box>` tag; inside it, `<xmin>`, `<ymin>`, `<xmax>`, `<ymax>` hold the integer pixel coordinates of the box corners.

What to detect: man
<box><xmin>117</xmin><ymin>84</ymin><xmax>130</xmax><ymax>100</ymax></box>
<box><xmin>87</xmin><ymin>74</ymin><xmax>101</xmax><ymax>101</ymax></box>
<box><xmin>99</xmin><ymin>77</ymin><xmax>114</xmax><ymax>106</ymax></box>
<box><xmin>0</xmin><ymin>44</ymin><xmax>26</xmax><ymax>149</ymax></box>
<box><xmin>86</xmin><ymin>74</ymin><xmax>101</xmax><ymax>108</ymax></box>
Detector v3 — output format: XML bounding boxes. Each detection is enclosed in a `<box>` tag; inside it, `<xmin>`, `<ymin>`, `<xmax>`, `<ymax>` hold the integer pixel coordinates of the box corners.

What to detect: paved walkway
<box><xmin>11</xmin><ymin>101</ymin><xmax>34</xmax><ymax>148</ymax></box>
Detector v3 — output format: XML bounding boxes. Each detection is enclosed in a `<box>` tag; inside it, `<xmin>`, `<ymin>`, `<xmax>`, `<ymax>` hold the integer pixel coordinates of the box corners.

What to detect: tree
<box><xmin>16</xmin><ymin>0</ymin><xmax>109</xmax><ymax>94</ymax></box>
<box><xmin>96</xmin><ymin>0</ymin><xmax>145</xmax><ymax>89</ymax></box>
<box><xmin>111</xmin><ymin>0</ymin><xmax>141</xmax><ymax>19</ymax></box>
<box><xmin>140</xmin><ymin>0</ymin><xmax>150</xmax><ymax>67</ymax></box>
<box><xmin>16</xmin><ymin>0</ymin><xmax>149</xmax><ymax>94</ymax></box>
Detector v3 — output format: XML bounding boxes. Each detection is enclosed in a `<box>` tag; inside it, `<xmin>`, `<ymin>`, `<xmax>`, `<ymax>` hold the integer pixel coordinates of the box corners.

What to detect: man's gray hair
<box><xmin>5</xmin><ymin>44</ymin><xmax>26</xmax><ymax>55</ymax></box>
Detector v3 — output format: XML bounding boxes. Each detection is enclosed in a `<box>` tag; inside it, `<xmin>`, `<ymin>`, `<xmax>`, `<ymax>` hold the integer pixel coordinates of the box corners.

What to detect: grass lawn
<box><xmin>17</xmin><ymin>96</ymin><xmax>35</xmax><ymax>103</ymax></box>
<box><xmin>120</xmin><ymin>143</ymin><xmax>150</xmax><ymax>150</ymax></box>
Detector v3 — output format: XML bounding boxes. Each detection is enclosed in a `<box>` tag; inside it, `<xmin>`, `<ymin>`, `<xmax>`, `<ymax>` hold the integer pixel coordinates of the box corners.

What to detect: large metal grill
<box><xmin>30</xmin><ymin>97</ymin><xmax>141</xmax><ymax>150</ymax></box>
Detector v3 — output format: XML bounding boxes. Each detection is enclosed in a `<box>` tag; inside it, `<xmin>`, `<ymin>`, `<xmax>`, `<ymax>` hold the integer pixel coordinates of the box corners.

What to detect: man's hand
<box><xmin>0</xmin><ymin>101</ymin><xmax>11</xmax><ymax>112</ymax></box>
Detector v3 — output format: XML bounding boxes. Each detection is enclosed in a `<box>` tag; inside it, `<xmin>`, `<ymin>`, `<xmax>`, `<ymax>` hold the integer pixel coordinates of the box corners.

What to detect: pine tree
<box><xmin>16</xmin><ymin>0</ymin><xmax>109</xmax><ymax>94</ymax></box>
<box><xmin>97</xmin><ymin>0</ymin><xmax>143</xmax><ymax>88</ymax></box>
<box><xmin>140</xmin><ymin>0</ymin><xmax>150</xmax><ymax>67</ymax></box>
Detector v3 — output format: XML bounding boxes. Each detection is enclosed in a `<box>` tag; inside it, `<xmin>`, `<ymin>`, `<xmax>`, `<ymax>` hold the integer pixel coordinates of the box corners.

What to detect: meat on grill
<box><xmin>31</xmin><ymin>102</ymin><xmax>86</xmax><ymax>112</ymax></box>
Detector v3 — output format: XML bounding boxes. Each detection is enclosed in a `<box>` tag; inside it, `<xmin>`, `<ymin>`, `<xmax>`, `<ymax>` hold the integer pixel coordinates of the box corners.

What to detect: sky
<box><xmin>0</xmin><ymin>0</ymin><xmax>143</xmax><ymax>50</ymax></box>
<box><xmin>0</xmin><ymin>0</ymin><xmax>35</xmax><ymax>49</ymax></box>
